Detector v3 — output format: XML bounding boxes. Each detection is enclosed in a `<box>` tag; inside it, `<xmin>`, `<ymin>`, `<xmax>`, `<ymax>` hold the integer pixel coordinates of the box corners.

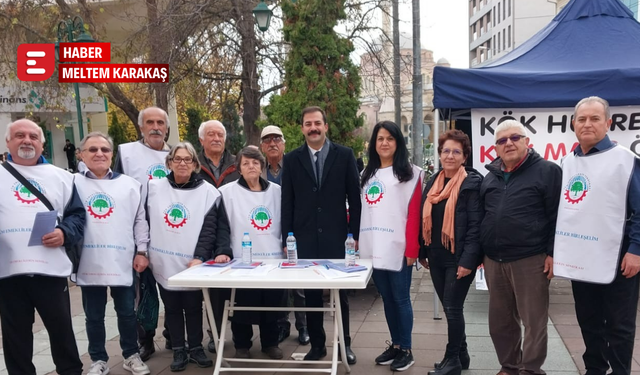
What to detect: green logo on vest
<box><xmin>564</xmin><ymin>174</ymin><xmax>589</xmax><ymax>204</ymax></box>
<box><xmin>365</xmin><ymin>180</ymin><xmax>385</xmax><ymax>205</ymax></box>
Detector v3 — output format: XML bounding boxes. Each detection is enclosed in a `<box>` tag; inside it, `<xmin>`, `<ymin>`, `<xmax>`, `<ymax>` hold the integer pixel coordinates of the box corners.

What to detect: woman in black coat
<box><xmin>420</xmin><ymin>130</ymin><xmax>483</xmax><ymax>375</ymax></box>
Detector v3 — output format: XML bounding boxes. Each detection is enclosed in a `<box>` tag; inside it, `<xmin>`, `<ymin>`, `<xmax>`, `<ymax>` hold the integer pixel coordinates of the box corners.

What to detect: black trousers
<box><xmin>232</xmin><ymin>320</ymin><xmax>279</xmax><ymax>349</ymax></box>
<box><xmin>572</xmin><ymin>272</ymin><xmax>640</xmax><ymax>375</ymax></box>
<box><xmin>158</xmin><ymin>285</ymin><xmax>204</xmax><ymax>350</ymax></box>
<box><xmin>304</xmin><ymin>289</ymin><xmax>350</xmax><ymax>348</ymax></box>
<box><xmin>207</xmin><ymin>288</ymin><xmax>232</xmax><ymax>336</ymax></box>
<box><xmin>428</xmin><ymin>249</ymin><xmax>475</xmax><ymax>357</ymax></box>
<box><xmin>0</xmin><ymin>275</ymin><xmax>82</xmax><ymax>375</ymax></box>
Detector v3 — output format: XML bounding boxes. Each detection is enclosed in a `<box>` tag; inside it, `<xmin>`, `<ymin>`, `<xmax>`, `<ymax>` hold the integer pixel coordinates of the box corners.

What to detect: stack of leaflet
<box><xmin>325</xmin><ymin>262</ymin><xmax>367</xmax><ymax>273</ymax></box>
<box><xmin>232</xmin><ymin>261</ymin><xmax>263</xmax><ymax>269</ymax></box>
<box><xmin>279</xmin><ymin>260</ymin><xmax>314</xmax><ymax>268</ymax></box>
<box><xmin>204</xmin><ymin>259</ymin><xmax>237</xmax><ymax>267</ymax></box>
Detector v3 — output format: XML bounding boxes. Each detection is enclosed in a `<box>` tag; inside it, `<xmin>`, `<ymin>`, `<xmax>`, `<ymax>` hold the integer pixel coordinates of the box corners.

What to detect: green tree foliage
<box><xmin>264</xmin><ymin>0</ymin><xmax>364</xmax><ymax>154</ymax></box>
<box><xmin>93</xmin><ymin>199</ymin><xmax>108</xmax><ymax>212</ymax></box>
<box><xmin>255</xmin><ymin>211</ymin><xmax>268</xmax><ymax>224</ymax></box>
<box><xmin>184</xmin><ymin>107</ymin><xmax>206</xmax><ymax>153</ymax></box>
<box><xmin>368</xmin><ymin>185</ymin><xmax>380</xmax><ymax>198</ymax></box>
<box><xmin>108</xmin><ymin>113</ymin><xmax>128</xmax><ymax>166</ymax></box>
<box><xmin>170</xmin><ymin>208</ymin><xmax>183</xmax><ymax>221</ymax></box>
<box><xmin>570</xmin><ymin>181</ymin><xmax>584</xmax><ymax>196</ymax></box>
<box><xmin>153</xmin><ymin>169</ymin><xmax>167</xmax><ymax>179</ymax></box>
<box><xmin>222</xmin><ymin>100</ymin><xmax>245</xmax><ymax>155</ymax></box>
<box><xmin>20</xmin><ymin>186</ymin><xmax>31</xmax><ymax>197</ymax></box>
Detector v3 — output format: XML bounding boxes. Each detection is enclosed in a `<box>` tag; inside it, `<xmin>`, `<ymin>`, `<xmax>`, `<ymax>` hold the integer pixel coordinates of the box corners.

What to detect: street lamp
<box><xmin>252</xmin><ymin>0</ymin><xmax>273</xmax><ymax>32</ymax></box>
<box><xmin>57</xmin><ymin>16</ymin><xmax>94</xmax><ymax>141</ymax></box>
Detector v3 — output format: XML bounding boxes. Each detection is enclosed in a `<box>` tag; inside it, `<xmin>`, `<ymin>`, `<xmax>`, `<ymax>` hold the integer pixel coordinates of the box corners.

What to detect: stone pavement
<box><xmin>1</xmin><ymin>269</ymin><xmax>634</xmax><ymax>375</ymax></box>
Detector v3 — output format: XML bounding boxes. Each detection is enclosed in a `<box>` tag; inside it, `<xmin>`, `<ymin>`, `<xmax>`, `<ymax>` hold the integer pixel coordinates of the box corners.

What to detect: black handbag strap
<box><xmin>2</xmin><ymin>161</ymin><xmax>55</xmax><ymax>211</ymax></box>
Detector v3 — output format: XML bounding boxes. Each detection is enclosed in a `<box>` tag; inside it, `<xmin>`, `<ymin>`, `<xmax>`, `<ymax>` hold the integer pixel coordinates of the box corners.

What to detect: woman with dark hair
<box><xmin>359</xmin><ymin>121</ymin><xmax>422</xmax><ymax>372</ymax></box>
<box><xmin>420</xmin><ymin>129</ymin><xmax>483</xmax><ymax>375</ymax></box>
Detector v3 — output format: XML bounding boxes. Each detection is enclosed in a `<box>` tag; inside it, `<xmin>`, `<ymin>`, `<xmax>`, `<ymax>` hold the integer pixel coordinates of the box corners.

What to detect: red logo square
<box><xmin>17</xmin><ymin>44</ymin><xmax>56</xmax><ymax>81</ymax></box>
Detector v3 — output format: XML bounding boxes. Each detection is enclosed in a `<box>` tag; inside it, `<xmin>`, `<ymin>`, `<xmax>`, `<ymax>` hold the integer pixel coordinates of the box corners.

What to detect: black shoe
<box><xmin>170</xmin><ymin>349</ymin><xmax>188</xmax><ymax>372</ymax></box>
<box><xmin>189</xmin><ymin>347</ymin><xmax>213</xmax><ymax>368</ymax></box>
<box><xmin>139</xmin><ymin>338</ymin><xmax>155</xmax><ymax>362</ymax></box>
<box><xmin>435</xmin><ymin>350</ymin><xmax>470</xmax><ymax>370</ymax></box>
<box><xmin>278</xmin><ymin>328</ymin><xmax>290</xmax><ymax>343</ymax></box>
<box><xmin>207</xmin><ymin>338</ymin><xmax>216</xmax><ymax>354</ymax></box>
<box><xmin>262</xmin><ymin>346</ymin><xmax>284</xmax><ymax>359</ymax></box>
<box><xmin>375</xmin><ymin>342</ymin><xmax>400</xmax><ymax>365</ymax></box>
<box><xmin>391</xmin><ymin>349</ymin><xmax>415</xmax><ymax>372</ymax></box>
<box><xmin>338</xmin><ymin>346</ymin><xmax>357</xmax><ymax>365</ymax></box>
<box><xmin>429</xmin><ymin>356</ymin><xmax>462</xmax><ymax>375</ymax></box>
<box><xmin>304</xmin><ymin>347</ymin><xmax>327</xmax><ymax>360</ymax></box>
<box><xmin>298</xmin><ymin>327</ymin><xmax>310</xmax><ymax>345</ymax></box>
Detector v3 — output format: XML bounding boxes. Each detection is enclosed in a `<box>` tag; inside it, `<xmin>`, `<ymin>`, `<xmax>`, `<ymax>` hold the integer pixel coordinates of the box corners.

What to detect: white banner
<box><xmin>471</xmin><ymin>106</ymin><xmax>640</xmax><ymax>173</ymax></box>
<box><xmin>0</xmin><ymin>86</ymin><xmax>105</xmax><ymax>113</ymax></box>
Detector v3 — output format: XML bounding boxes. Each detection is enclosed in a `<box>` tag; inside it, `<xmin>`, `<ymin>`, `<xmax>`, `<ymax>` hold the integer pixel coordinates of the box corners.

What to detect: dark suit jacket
<box><xmin>281</xmin><ymin>141</ymin><xmax>361</xmax><ymax>259</ymax></box>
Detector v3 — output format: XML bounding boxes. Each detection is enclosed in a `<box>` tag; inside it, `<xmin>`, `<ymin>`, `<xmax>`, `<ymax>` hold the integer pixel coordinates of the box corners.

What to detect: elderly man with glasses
<box><xmin>479</xmin><ymin>120</ymin><xmax>562</xmax><ymax>375</ymax></box>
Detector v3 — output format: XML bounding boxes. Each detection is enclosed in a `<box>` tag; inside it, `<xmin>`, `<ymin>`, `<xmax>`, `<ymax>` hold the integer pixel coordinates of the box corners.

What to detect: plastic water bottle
<box><xmin>345</xmin><ymin>233</ymin><xmax>356</xmax><ymax>267</ymax></box>
<box><xmin>242</xmin><ymin>232</ymin><xmax>252</xmax><ymax>264</ymax></box>
<box><xmin>286</xmin><ymin>232</ymin><xmax>298</xmax><ymax>264</ymax></box>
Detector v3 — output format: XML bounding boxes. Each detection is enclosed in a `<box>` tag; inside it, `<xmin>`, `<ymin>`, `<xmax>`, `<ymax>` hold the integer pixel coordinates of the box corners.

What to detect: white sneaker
<box><xmin>88</xmin><ymin>361</ymin><xmax>110</xmax><ymax>375</ymax></box>
<box><xmin>123</xmin><ymin>353</ymin><xmax>150</xmax><ymax>375</ymax></box>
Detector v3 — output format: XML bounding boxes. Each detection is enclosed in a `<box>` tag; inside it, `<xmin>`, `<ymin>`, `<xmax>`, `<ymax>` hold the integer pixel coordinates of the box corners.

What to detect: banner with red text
<box><xmin>471</xmin><ymin>106</ymin><xmax>640</xmax><ymax>174</ymax></box>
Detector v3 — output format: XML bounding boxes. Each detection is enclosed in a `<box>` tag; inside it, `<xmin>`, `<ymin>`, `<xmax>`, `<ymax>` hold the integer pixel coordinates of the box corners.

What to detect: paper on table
<box><xmin>182</xmin><ymin>265</ymin><xmax>229</xmax><ymax>276</ymax></box>
<box><xmin>232</xmin><ymin>264</ymin><xmax>278</xmax><ymax>277</ymax></box>
<box><xmin>28</xmin><ymin>210</ymin><xmax>58</xmax><ymax>247</ymax></box>
<box><xmin>315</xmin><ymin>266</ymin><xmax>360</xmax><ymax>279</ymax></box>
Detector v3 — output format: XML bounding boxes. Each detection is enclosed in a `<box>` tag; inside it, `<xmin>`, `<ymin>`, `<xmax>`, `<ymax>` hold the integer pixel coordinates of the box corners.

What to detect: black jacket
<box><xmin>419</xmin><ymin>167</ymin><xmax>484</xmax><ymax>270</ymax></box>
<box><xmin>197</xmin><ymin>149</ymin><xmax>240</xmax><ymax>188</ymax></box>
<box><xmin>281</xmin><ymin>140</ymin><xmax>361</xmax><ymax>259</ymax></box>
<box><xmin>480</xmin><ymin>149</ymin><xmax>562</xmax><ymax>262</ymax></box>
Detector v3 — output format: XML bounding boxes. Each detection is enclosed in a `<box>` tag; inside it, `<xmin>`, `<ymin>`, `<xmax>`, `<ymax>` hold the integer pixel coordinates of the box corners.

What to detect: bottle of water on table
<box><xmin>286</xmin><ymin>232</ymin><xmax>298</xmax><ymax>264</ymax></box>
<box><xmin>345</xmin><ymin>233</ymin><xmax>356</xmax><ymax>267</ymax></box>
<box><xmin>242</xmin><ymin>232</ymin><xmax>252</xmax><ymax>263</ymax></box>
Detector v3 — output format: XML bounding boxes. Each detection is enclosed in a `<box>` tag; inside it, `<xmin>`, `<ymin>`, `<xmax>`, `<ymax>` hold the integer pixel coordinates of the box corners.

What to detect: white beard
<box><xmin>18</xmin><ymin>148</ymin><xmax>36</xmax><ymax>159</ymax></box>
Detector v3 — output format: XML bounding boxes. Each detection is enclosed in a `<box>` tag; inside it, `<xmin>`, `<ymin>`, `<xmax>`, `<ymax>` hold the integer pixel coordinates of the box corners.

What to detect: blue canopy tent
<box><xmin>433</xmin><ymin>0</ymin><xmax>640</xmax><ymax>111</ymax></box>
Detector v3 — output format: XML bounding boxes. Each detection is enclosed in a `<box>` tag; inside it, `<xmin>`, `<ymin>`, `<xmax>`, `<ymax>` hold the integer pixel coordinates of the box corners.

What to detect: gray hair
<box><xmin>80</xmin><ymin>131</ymin><xmax>114</xmax><ymax>150</ymax></box>
<box><xmin>494</xmin><ymin>120</ymin><xmax>528</xmax><ymax>141</ymax></box>
<box><xmin>5</xmin><ymin>119</ymin><xmax>45</xmax><ymax>143</ymax></box>
<box><xmin>198</xmin><ymin>120</ymin><xmax>227</xmax><ymax>141</ymax></box>
<box><xmin>165</xmin><ymin>141</ymin><xmax>201</xmax><ymax>173</ymax></box>
<box><xmin>236</xmin><ymin>145</ymin><xmax>265</xmax><ymax>171</ymax></box>
<box><xmin>138</xmin><ymin>107</ymin><xmax>170</xmax><ymax>129</ymax></box>
<box><xmin>574</xmin><ymin>96</ymin><xmax>610</xmax><ymax>120</ymax></box>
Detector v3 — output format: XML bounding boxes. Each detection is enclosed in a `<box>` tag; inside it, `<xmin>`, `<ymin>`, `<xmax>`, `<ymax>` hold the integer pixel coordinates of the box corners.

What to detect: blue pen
<box><xmin>324</xmin><ymin>265</ymin><xmax>330</xmax><ymax>270</ymax></box>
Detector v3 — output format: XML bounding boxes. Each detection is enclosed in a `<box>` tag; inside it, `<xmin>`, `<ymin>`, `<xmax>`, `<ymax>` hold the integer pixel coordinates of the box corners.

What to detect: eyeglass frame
<box><xmin>495</xmin><ymin>134</ymin><xmax>527</xmax><ymax>146</ymax></box>
<box><xmin>171</xmin><ymin>157</ymin><xmax>194</xmax><ymax>165</ymax></box>
<box><xmin>261</xmin><ymin>135</ymin><xmax>283</xmax><ymax>144</ymax></box>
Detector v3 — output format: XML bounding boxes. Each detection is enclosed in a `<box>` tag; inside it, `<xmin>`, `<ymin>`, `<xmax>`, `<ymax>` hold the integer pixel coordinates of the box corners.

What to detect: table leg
<box><xmin>202</xmin><ymin>289</ymin><xmax>220</xmax><ymax>354</ymax></box>
<box><xmin>333</xmin><ymin>289</ymin><xmax>351</xmax><ymax>373</ymax></box>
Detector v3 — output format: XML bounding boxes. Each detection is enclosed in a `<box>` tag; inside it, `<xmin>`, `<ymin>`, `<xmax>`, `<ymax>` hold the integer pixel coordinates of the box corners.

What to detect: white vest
<box><xmin>219</xmin><ymin>181</ymin><xmax>283</xmax><ymax>260</ymax></box>
<box><xmin>75</xmin><ymin>174</ymin><xmax>142</xmax><ymax>286</ymax></box>
<box><xmin>554</xmin><ymin>145</ymin><xmax>636</xmax><ymax>284</ymax></box>
<box><xmin>0</xmin><ymin>162</ymin><xmax>74</xmax><ymax>279</ymax></box>
<box><xmin>118</xmin><ymin>141</ymin><xmax>170</xmax><ymax>197</ymax></box>
<box><xmin>359</xmin><ymin>165</ymin><xmax>422</xmax><ymax>271</ymax></box>
<box><xmin>147</xmin><ymin>179</ymin><xmax>220</xmax><ymax>290</ymax></box>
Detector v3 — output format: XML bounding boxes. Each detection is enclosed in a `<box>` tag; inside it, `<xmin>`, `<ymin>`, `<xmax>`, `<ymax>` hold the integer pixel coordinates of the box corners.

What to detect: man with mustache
<box><xmin>260</xmin><ymin>125</ymin><xmax>310</xmax><ymax>346</ymax></box>
<box><xmin>196</xmin><ymin>120</ymin><xmax>240</xmax><ymax>353</ymax></box>
<box><xmin>0</xmin><ymin>119</ymin><xmax>85</xmax><ymax>375</ymax></box>
<box><xmin>281</xmin><ymin>106</ymin><xmax>361</xmax><ymax>364</ymax></box>
<box><xmin>114</xmin><ymin>106</ymin><xmax>172</xmax><ymax>361</ymax></box>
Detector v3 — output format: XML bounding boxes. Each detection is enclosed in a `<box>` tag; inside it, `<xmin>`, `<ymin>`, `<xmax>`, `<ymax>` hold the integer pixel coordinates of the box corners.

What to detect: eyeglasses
<box><xmin>496</xmin><ymin>134</ymin><xmax>526</xmax><ymax>146</ymax></box>
<box><xmin>441</xmin><ymin>148</ymin><xmax>463</xmax><ymax>156</ymax></box>
<box><xmin>261</xmin><ymin>136</ymin><xmax>283</xmax><ymax>144</ymax></box>
<box><xmin>84</xmin><ymin>147</ymin><xmax>112</xmax><ymax>153</ymax></box>
<box><xmin>172</xmin><ymin>157</ymin><xmax>194</xmax><ymax>164</ymax></box>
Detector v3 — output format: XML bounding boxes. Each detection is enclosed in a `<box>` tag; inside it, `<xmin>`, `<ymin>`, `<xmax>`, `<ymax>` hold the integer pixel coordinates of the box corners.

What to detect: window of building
<box><xmin>479</xmin><ymin>19</ymin><xmax>483</xmax><ymax>35</ymax></box>
<box><xmin>508</xmin><ymin>25</ymin><xmax>511</xmax><ymax>47</ymax></box>
<box><xmin>493</xmin><ymin>36</ymin><xmax>496</xmax><ymax>54</ymax></box>
<box><xmin>493</xmin><ymin>7</ymin><xmax>496</xmax><ymax>26</ymax></box>
<box><xmin>508</xmin><ymin>0</ymin><xmax>511</xmax><ymax>16</ymax></box>
<box><xmin>498</xmin><ymin>33</ymin><xmax>501</xmax><ymax>52</ymax></box>
<box><xmin>498</xmin><ymin>3</ymin><xmax>501</xmax><ymax>23</ymax></box>
<box><xmin>503</xmin><ymin>0</ymin><xmax>506</xmax><ymax>19</ymax></box>
<box><xmin>503</xmin><ymin>29</ymin><xmax>506</xmax><ymax>50</ymax></box>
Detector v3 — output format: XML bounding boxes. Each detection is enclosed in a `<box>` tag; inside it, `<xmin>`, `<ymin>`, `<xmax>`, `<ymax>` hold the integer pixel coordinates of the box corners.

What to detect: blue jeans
<box><xmin>372</xmin><ymin>262</ymin><xmax>413</xmax><ymax>349</ymax></box>
<box><xmin>82</xmin><ymin>284</ymin><xmax>139</xmax><ymax>362</ymax></box>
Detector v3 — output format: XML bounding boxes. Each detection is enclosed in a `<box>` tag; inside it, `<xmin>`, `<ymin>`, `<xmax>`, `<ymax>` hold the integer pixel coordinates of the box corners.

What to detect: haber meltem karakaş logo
<box><xmin>86</xmin><ymin>192</ymin><xmax>115</xmax><ymax>219</ymax></box>
<box><xmin>564</xmin><ymin>174</ymin><xmax>590</xmax><ymax>204</ymax></box>
<box><xmin>365</xmin><ymin>180</ymin><xmax>385</xmax><ymax>205</ymax></box>
<box><xmin>12</xmin><ymin>179</ymin><xmax>44</xmax><ymax>204</ymax></box>
<box><xmin>250</xmin><ymin>206</ymin><xmax>272</xmax><ymax>231</ymax></box>
<box><xmin>164</xmin><ymin>203</ymin><xmax>189</xmax><ymax>228</ymax></box>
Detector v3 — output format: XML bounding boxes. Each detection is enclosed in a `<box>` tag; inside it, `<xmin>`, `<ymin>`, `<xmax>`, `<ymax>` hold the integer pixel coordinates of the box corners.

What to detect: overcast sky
<box><xmin>398</xmin><ymin>0</ymin><xmax>469</xmax><ymax>68</ymax></box>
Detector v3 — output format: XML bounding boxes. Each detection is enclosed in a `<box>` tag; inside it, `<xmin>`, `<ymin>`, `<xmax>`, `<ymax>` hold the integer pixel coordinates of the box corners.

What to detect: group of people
<box><xmin>0</xmin><ymin>96</ymin><xmax>637</xmax><ymax>375</ymax></box>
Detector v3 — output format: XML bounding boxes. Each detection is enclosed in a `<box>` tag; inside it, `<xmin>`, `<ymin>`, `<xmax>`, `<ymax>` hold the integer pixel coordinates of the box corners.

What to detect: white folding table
<box><xmin>168</xmin><ymin>259</ymin><xmax>373</xmax><ymax>375</ymax></box>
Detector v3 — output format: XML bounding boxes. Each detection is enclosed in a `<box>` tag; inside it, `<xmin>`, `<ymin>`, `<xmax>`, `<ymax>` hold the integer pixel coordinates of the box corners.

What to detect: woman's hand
<box><xmin>456</xmin><ymin>266</ymin><xmax>472</xmax><ymax>279</ymax></box>
<box><xmin>188</xmin><ymin>259</ymin><xmax>203</xmax><ymax>268</ymax></box>
<box><xmin>214</xmin><ymin>255</ymin><xmax>231</xmax><ymax>263</ymax></box>
<box><xmin>406</xmin><ymin>257</ymin><xmax>417</xmax><ymax>267</ymax></box>
<box><xmin>419</xmin><ymin>258</ymin><xmax>429</xmax><ymax>269</ymax></box>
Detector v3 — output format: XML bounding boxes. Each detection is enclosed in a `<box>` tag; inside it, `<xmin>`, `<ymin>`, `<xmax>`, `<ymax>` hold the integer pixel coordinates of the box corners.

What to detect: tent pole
<box><xmin>393</xmin><ymin>0</ymin><xmax>401</xmax><ymax>128</ymax></box>
<box><xmin>432</xmin><ymin>107</ymin><xmax>441</xmax><ymax>320</ymax></box>
<box><xmin>411</xmin><ymin>0</ymin><xmax>423</xmax><ymax>167</ymax></box>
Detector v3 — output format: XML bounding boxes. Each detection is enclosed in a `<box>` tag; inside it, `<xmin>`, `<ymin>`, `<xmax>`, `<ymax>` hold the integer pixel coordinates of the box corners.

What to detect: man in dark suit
<box><xmin>281</xmin><ymin>106</ymin><xmax>361</xmax><ymax>364</ymax></box>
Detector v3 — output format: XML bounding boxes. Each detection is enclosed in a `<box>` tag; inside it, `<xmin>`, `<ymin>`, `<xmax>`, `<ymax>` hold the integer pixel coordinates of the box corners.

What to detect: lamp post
<box><xmin>57</xmin><ymin>16</ymin><xmax>94</xmax><ymax>142</ymax></box>
<box><xmin>252</xmin><ymin>0</ymin><xmax>297</xmax><ymax>32</ymax></box>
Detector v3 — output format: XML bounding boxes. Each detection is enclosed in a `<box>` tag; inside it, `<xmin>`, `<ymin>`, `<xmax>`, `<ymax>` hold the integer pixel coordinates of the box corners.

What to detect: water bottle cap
<box><xmin>288</xmin><ymin>232</ymin><xmax>293</xmax><ymax>236</ymax></box>
<box><xmin>347</xmin><ymin>233</ymin><xmax>353</xmax><ymax>238</ymax></box>
<box><xmin>244</xmin><ymin>232</ymin><xmax>249</xmax><ymax>235</ymax></box>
